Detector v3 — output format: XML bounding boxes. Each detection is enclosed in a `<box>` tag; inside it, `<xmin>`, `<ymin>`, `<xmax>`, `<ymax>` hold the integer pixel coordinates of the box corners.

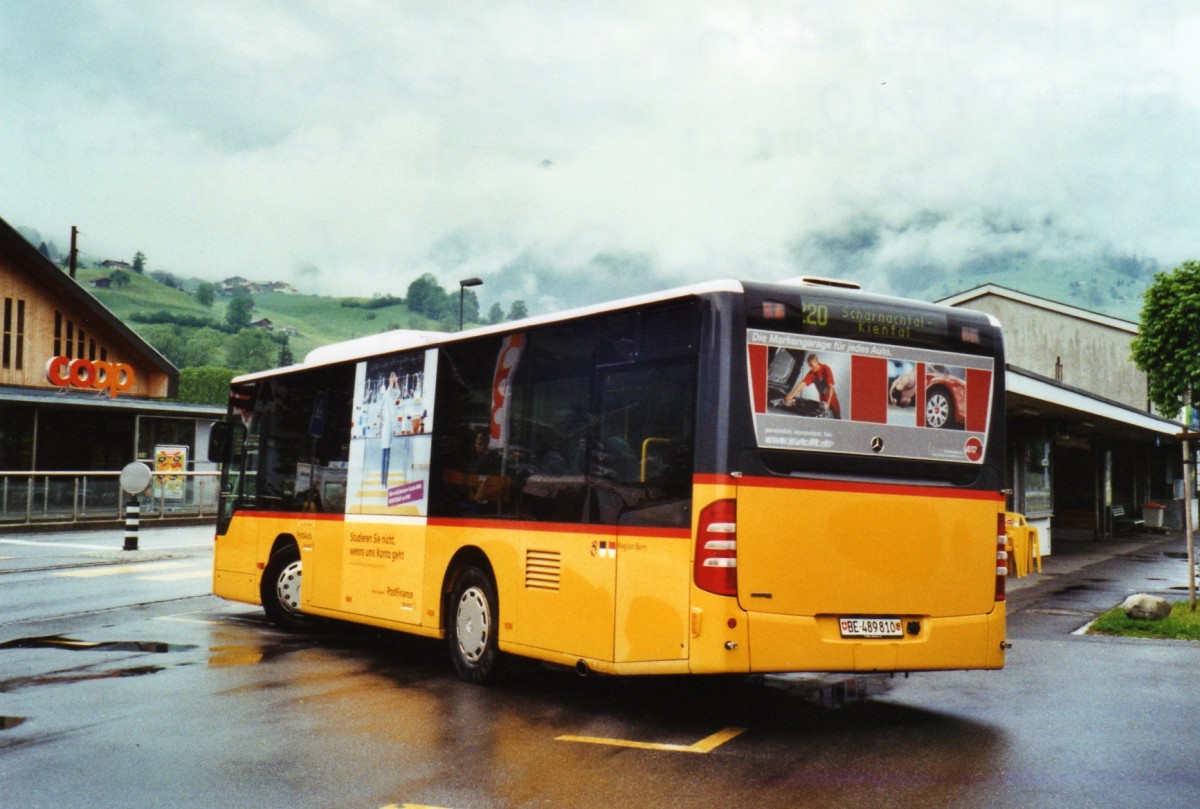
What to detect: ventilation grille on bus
<box><xmin>639</xmin><ymin>302</ymin><xmax>697</xmax><ymax>358</ymax></box>
<box><xmin>525</xmin><ymin>549</ymin><xmax>562</xmax><ymax>591</ymax></box>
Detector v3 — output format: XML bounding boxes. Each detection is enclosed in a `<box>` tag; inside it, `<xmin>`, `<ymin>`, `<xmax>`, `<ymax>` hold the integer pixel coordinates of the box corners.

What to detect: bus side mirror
<box><xmin>208</xmin><ymin>422</ymin><xmax>242</xmax><ymax>462</ymax></box>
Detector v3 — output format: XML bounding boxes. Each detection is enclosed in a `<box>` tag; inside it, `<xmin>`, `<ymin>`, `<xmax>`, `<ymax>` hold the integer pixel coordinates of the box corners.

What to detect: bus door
<box><xmin>332</xmin><ymin>351</ymin><xmax>436</xmax><ymax>625</ymax></box>
<box><xmin>602</xmin><ymin>360</ymin><xmax>695</xmax><ymax>665</ymax></box>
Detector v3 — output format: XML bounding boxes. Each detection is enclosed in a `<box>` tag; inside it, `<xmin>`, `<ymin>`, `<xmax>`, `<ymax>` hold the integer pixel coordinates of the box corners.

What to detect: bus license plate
<box><xmin>839</xmin><ymin>618</ymin><xmax>903</xmax><ymax>638</ymax></box>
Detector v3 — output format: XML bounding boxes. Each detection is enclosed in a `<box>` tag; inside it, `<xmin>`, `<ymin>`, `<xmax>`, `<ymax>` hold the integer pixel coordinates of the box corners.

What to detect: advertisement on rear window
<box><xmin>346</xmin><ymin>348</ymin><xmax>438</xmax><ymax>515</ymax></box>
<box><xmin>747</xmin><ymin>330</ymin><xmax>993</xmax><ymax>463</ymax></box>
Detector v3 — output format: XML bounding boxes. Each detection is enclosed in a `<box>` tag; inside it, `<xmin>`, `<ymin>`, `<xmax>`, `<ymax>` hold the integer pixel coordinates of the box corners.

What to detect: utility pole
<box><xmin>68</xmin><ymin>225</ymin><xmax>78</xmax><ymax>278</ymax></box>
<box><xmin>1184</xmin><ymin>434</ymin><xmax>1197</xmax><ymax>611</ymax></box>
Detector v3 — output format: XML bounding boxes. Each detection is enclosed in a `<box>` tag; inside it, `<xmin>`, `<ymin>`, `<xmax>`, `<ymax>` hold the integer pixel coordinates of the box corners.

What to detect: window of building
<box><xmin>1021</xmin><ymin>439</ymin><xmax>1053</xmax><ymax>516</ymax></box>
<box><xmin>2</xmin><ymin>297</ymin><xmax>24</xmax><ymax>370</ymax></box>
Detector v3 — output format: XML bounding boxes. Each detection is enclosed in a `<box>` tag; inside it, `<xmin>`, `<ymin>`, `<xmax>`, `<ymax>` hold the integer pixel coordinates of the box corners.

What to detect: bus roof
<box><xmin>232</xmin><ymin>278</ymin><xmax>747</xmax><ymax>384</ymax></box>
<box><xmin>233</xmin><ymin>276</ymin><xmax>936</xmax><ymax>385</ymax></box>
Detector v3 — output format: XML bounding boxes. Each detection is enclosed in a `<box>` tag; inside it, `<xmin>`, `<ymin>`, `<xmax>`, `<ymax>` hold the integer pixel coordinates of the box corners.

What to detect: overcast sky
<box><xmin>2</xmin><ymin>1</ymin><xmax>1197</xmax><ymax>313</ymax></box>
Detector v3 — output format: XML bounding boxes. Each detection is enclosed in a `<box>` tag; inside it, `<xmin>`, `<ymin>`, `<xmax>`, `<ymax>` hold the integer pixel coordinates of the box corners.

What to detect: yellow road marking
<box><xmin>556</xmin><ymin>726</ymin><xmax>747</xmax><ymax>754</ymax></box>
<box><xmin>55</xmin><ymin>561</ymin><xmax>184</xmax><ymax>578</ymax></box>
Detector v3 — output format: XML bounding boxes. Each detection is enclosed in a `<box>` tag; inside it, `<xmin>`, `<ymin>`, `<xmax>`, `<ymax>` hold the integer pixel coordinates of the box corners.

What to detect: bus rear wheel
<box><xmin>448</xmin><ymin>567</ymin><xmax>501</xmax><ymax>684</ymax></box>
<box><xmin>261</xmin><ymin>544</ymin><xmax>309</xmax><ymax>631</ymax></box>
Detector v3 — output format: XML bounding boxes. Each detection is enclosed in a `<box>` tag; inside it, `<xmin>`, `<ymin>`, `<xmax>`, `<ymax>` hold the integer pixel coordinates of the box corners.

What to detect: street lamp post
<box><xmin>459</xmin><ymin>277</ymin><xmax>483</xmax><ymax>331</ymax></box>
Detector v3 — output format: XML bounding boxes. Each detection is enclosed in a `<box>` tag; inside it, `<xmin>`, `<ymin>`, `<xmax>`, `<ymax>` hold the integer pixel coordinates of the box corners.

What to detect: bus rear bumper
<box><xmin>745</xmin><ymin>606</ymin><xmax>1006</xmax><ymax>672</ymax></box>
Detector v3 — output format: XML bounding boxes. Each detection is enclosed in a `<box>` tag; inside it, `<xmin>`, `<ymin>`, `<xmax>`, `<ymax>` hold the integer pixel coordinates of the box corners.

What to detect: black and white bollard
<box><xmin>123</xmin><ymin>499</ymin><xmax>140</xmax><ymax>551</ymax></box>
<box><xmin>118</xmin><ymin>462</ymin><xmax>152</xmax><ymax>552</ymax></box>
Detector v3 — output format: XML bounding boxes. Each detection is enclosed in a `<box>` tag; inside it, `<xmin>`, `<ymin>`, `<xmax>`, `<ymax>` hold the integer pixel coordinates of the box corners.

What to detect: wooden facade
<box><xmin>0</xmin><ymin>218</ymin><xmax>175</xmax><ymax>398</ymax></box>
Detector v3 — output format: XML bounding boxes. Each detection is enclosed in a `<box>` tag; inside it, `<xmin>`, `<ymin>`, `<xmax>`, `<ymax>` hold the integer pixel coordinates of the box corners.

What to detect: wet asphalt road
<box><xmin>1</xmin><ymin>525</ymin><xmax>1198</xmax><ymax>808</ymax></box>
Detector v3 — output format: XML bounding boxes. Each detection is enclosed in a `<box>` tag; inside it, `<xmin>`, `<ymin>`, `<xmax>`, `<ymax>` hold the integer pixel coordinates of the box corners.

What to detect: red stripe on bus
<box><xmin>429</xmin><ymin>517</ymin><xmax>690</xmax><ymax>539</ymax></box>
<box><xmin>234</xmin><ymin>510</ymin><xmax>346</xmax><ymax>522</ymax></box>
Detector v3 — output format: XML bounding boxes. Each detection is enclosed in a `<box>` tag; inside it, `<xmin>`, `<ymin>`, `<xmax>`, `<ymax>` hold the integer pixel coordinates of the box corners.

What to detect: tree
<box><xmin>195</xmin><ymin>281</ymin><xmax>216</xmax><ymax>308</ymax></box>
<box><xmin>177</xmin><ymin>328</ymin><xmax>230</xmax><ymax>369</ymax></box>
<box><xmin>179</xmin><ymin>366</ymin><xmax>237</xmax><ymax>405</ymax></box>
<box><xmin>225</xmin><ymin>328</ymin><xmax>277</xmax><ymax>373</ymax></box>
<box><xmin>486</xmin><ymin>302</ymin><xmax>504</xmax><ymax>325</ymax></box>
<box><xmin>225</xmin><ymin>289</ymin><xmax>254</xmax><ymax>331</ymax></box>
<box><xmin>132</xmin><ymin>251</ymin><xmax>146</xmax><ymax>273</ymax></box>
<box><xmin>139</xmin><ymin>324</ymin><xmax>187</xmax><ymax>366</ymax></box>
<box><xmin>1131</xmin><ymin>259</ymin><xmax>1200</xmax><ymax>419</ymax></box>
<box><xmin>508</xmin><ymin>300</ymin><xmax>528</xmax><ymax>321</ymax></box>
<box><xmin>278</xmin><ymin>335</ymin><xmax>295</xmax><ymax>367</ymax></box>
<box><xmin>109</xmin><ymin>269</ymin><xmax>131</xmax><ymax>288</ymax></box>
<box><xmin>406</xmin><ymin>273</ymin><xmax>452</xmax><ymax>320</ymax></box>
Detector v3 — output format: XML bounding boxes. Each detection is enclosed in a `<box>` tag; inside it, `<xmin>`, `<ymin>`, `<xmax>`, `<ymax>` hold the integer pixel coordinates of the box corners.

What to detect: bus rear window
<box><xmin>744</xmin><ymin>288</ymin><xmax>997</xmax><ymax>470</ymax></box>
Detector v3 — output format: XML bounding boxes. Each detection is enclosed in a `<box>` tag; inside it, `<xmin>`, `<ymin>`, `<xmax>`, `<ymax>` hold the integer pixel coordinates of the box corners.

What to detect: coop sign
<box><xmin>45</xmin><ymin>356</ymin><xmax>136</xmax><ymax>398</ymax></box>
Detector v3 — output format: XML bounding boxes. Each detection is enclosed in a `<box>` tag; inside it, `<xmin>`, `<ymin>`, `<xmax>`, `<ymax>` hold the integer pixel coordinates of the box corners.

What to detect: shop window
<box><xmin>1022</xmin><ymin>440</ymin><xmax>1052</xmax><ymax>515</ymax></box>
<box><xmin>0</xmin><ymin>405</ymin><xmax>35</xmax><ymax>470</ymax></box>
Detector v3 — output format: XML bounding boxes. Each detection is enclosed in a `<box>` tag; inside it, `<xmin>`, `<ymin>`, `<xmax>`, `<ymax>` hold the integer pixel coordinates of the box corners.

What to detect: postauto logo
<box><xmin>45</xmin><ymin>356</ymin><xmax>136</xmax><ymax>398</ymax></box>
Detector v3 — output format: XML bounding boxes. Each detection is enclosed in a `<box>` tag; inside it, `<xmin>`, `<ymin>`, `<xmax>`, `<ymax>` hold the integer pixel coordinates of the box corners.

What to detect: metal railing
<box><xmin>0</xmin><ymin>471</ymin><xmax>219</xmax><ymax>526</ymax></box>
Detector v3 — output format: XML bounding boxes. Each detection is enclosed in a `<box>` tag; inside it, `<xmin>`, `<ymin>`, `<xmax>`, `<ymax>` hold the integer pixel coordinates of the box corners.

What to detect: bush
<box><xmin>178</xmin><ymin>366</ymin><xmax>237</xmax><ymax>405</ymax></box>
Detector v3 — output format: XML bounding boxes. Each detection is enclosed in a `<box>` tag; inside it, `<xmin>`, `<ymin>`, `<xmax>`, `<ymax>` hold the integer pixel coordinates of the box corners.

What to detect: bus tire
<box><xmin>261</xmin><ymin>544</ymin><xmax>309</xmax><ymax>631</ymax></box>
<box><xmin>448</xmin><ymin>566</ymin><xmax>501</xmax><ymax>684</ymax></box>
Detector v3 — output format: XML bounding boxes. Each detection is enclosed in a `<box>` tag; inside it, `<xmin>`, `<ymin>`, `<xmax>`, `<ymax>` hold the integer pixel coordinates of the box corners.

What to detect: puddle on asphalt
<box><xmin>0</xmin><ymin>635</ymin><xmax>182</xmax><ymax>653</ymax></box>
<box><xmin>0</xmin><ymin>635</ymin><xmax>188</xmax><ymax>692</ymax></box>
<box><xmin>1052</xmin><ymin>583</ymin><xmax>1098</xmax><ymax>596</ymax></box>
<box><xmin>1</xmin><ymin>665</ymin><xmax>165</xmax><ymax>692</ymax></box>
<box><xmin>1163</xmin><ymin>551</ymin><xmax>1190</xmax><ymax>560</ymax></box>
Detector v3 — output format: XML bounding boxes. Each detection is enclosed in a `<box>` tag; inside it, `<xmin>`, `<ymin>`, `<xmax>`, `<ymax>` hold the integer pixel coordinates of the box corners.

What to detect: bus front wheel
<box><xmin>448</xmin><ymin>567</ymin><xmax>501</xmax><ymax>684</ymax></box>
<box><xmin>261</xmin><ymin>544</ymin><xmax>309</xmax><ymax>631</ymax></box>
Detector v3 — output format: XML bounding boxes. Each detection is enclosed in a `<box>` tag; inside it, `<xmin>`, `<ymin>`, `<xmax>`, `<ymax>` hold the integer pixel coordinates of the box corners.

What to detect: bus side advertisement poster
<box><xmin>746</xmin><ymin>330</ymin><xmax>993</xmax><ymax>464</ymax></box>
<box><xmin>346</xmin><ymin>348</ymin><xmax>438</xmax><ymax>515</ymax></box>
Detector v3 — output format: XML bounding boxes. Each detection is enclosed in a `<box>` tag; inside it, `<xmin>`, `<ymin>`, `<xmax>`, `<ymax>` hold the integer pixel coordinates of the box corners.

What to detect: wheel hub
<box><xmin>455</xmin><ymin>586</ymin><xmax>490</xmax><ymax>663</ymax></box>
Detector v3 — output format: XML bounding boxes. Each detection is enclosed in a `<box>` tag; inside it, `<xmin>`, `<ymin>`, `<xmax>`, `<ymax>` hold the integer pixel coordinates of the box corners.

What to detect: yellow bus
<box><xmin>209</xmin><ymin>279</ymin><xmax>1007</xmax><ymax>683</ymax></box>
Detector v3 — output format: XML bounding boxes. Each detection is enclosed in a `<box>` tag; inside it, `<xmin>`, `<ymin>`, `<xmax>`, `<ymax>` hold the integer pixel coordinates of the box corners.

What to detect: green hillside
<box><xmin>76</xmin><ymin>267</ymin><xmax>463</xmax><ymax>373</ymax></box>
<box><xmin>74</xmin><ymin>254</ymin><xmax>1155</xmax><ymax>384</ymax></box>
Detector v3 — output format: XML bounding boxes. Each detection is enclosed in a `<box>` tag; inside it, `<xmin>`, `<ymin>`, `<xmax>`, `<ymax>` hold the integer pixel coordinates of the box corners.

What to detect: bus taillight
<box><xmin>995</xmin><ymin>512</ymin><xmax>1008</xmax><ymax>602</ymax></box>
<box><xmin>695</xmin><ymin>499</ymin><xmax>738</xmax><ymax>596</ymax></box>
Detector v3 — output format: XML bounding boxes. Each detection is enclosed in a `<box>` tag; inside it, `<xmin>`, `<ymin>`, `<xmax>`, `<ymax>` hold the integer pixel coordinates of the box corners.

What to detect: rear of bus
<box><xmin>695</xmin><ymin>281</ymin><xmax>1007</xmax><ymax>674</ymax></box>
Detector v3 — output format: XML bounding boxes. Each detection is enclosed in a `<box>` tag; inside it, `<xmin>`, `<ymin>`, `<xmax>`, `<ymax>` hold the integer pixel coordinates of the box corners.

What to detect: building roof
<box><xmin>0</xmin><ymin>216</ymin><xmax>177</xmax><ymax>379</ymax></box>
<box><xmin>1006</xmin><ymin>365</ymin><xmax>1182</xmax><ymax>439</ymax></box>
<box><xmin>937</xmin><ymin>283</ymin><xmax>1137</xmax><ymax>334</ymax></box>
<box><xmin>0</xmin><ymin>383</ymin><xmax>223</xmax><ymax>417</ymax></box>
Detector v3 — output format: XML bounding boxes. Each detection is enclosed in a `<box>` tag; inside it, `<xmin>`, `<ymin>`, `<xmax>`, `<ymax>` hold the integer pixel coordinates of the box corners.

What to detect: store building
<box><xmin>0</xmin><ymin>215</ymin><xmax>223</xmax><ymax>484</ymax></box>
<box><xmin>940</xmin><ymin>285</ymin><xmax>1184</xmax><ymax>553</ymax></box>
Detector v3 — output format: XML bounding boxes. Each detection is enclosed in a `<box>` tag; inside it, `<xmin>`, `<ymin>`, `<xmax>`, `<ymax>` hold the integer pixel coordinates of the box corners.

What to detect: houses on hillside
<box><xmin>220</xmin><ymin>276</ymin><xmax>297</xmax><ymax>296</ymax></box>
